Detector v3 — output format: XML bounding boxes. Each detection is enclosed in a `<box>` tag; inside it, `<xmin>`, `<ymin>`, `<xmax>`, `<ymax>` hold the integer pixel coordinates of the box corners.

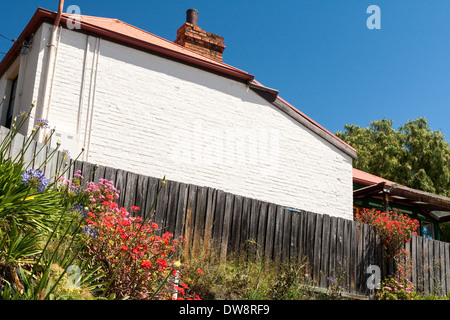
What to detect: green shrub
<box><xmin>185</xmin><ymin>242</ymin><xmax>344</xmax><ymax>300</ymax></box>
<box><xmin>0</xmin><ymin>106</ymin><xmax>98</xmax><ymax>300</ymax></box>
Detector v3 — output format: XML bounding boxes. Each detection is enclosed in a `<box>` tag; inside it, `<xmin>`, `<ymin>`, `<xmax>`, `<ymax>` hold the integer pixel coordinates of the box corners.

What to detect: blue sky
<box><xmin>1</xmin><ymin>0</ymin><xmax>449</xmax><ymax>141</ymax></box>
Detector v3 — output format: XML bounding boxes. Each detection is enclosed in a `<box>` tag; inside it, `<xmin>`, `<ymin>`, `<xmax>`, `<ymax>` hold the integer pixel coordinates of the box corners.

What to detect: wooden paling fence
<box><xmin>2</xmin><ymin>127</ymin><xmax>450</xmax><ymax>298</ymax></box>
<box><xmin>71</xmin><ymin>159</ymin><xmax>450</xmax><ymax>298</ymax></box>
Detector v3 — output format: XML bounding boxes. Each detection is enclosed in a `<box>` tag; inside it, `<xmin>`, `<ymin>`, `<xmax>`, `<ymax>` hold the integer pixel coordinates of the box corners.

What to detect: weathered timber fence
<box><xmin>2</xmin><ymin>127</ymin><xmax>450</xmax><ymax>297</ymax></box>
<box><xmin>70</xmin><ymin>159</ymin><xmax>450</xmax><ymax>298</ymax></box>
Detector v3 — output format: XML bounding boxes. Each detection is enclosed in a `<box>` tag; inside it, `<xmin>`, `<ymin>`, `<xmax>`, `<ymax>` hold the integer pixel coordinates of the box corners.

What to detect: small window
<box><xmin>422</xmin><ymin>222</ymin><xmax>435</xmax><ymax>239</ymax></box>
<box><xmin>5</xmin><ymin>76</ymin><xmax>18</xmax><ymax>129</ymax></box>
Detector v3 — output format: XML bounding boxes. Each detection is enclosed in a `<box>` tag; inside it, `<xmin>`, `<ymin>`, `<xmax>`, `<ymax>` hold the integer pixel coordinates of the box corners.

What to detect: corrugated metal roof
<box><xmin>353</xmin><ymin>168</ymin><xmax>395</xmax><ymax>186</ymax></box>
<box><xmin>63</xmin><ymin>13</ymin><xmax>248</xmax><ymax>75</ymax></box>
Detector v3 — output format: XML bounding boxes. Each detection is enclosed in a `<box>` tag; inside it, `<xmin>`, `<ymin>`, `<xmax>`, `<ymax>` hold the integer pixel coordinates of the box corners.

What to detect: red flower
<box><xmin>86</xmin><ymin>219</ymin><xmax>97</xmax><ymax>226</ymax></box>
<box><xmin>157</xmin><ymin>259</ymin><xmax>168</xmax><ymax>269</ymax></box>
<box><xmin>174</xmin><ymin>286</ymin><xmax>185</xmax><ymax>295</ymax></box>
<box><xmin>163</xmin><ymin>232</ymin><xmax>173</xmax><ymax>239</ymax></box>
<box><xmin>119</xmin><ymin>219</ymin><xmax>131</xmax><ymax>227</ymax></box>
<box><xmin>151</xmin><ymin>222</ymin><xmax>159</xmax><ymax>229</ymax></box>
<box><xmin>121</xmin><ymin>245</ymin><xmax>128</xmax><ymax>252</ymax></box>
<box><xmin>141</xmin><ymin>260</ymin><xmax>151</xmax><ymax>268</ymax></box>
<box><xmin>133</xmin><ymin>246</ymin><xmax>141</xmax><ymax>254</ymax></box>
<box><xmin>102</xmin><ymin>220</ymin><xmax>112</xmax><ymax>228</ymax></box>
<box><xmin>131</xmin><ymin>205</ymin><xmax>140</xmax><ymax>211</ymax></box>
<box><xmin>197</xmin><ymin>268</ymin><xmax>203</xmax><ymax>274</ymax></box>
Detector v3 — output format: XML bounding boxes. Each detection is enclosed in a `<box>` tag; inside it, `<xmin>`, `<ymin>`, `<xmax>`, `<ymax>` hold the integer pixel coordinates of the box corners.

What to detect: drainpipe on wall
<box><xmin>36</xmin><ymin>0</ymin><xmax>64</xmax><ymax>143</ymax></box>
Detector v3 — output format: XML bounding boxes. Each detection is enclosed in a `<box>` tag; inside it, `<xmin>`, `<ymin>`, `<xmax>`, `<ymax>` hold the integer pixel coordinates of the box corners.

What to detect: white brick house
<box><xmin>0</xmin><ymin>7</ymin><xmax>357</xmax><ymax>219</ymax></box>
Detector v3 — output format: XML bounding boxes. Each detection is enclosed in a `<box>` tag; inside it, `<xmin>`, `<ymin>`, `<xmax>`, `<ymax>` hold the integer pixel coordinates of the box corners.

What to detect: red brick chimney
<box><xmin>174</xmin><ymin>9</ymin><xmax>226</xmax><ymax>62</ymax></box>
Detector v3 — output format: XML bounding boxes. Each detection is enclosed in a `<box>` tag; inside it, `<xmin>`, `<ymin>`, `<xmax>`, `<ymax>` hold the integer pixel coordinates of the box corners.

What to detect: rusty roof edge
<box><xmin>0</xmin><ymin>8</ymin><xmax>255</xmax><ymax>82</ymax></box>
<box><xmin>64</xmin><ymin>16</ymin><xmax>254</xmax><ymax>81</ymax></box>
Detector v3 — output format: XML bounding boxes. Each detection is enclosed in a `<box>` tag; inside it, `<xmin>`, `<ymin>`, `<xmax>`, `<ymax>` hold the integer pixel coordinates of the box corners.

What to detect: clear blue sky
<box><xmin>1</xmin><ymin>0</ymin><xmax>449</xmax><ymax>141</ymax></box>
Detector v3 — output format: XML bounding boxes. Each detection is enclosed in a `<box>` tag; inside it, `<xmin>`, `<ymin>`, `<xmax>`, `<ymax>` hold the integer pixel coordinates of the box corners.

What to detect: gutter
<box><xmin>70</xmin><ymin>19</ymin><xmax>254</xmax><ymax>82</ymax></box>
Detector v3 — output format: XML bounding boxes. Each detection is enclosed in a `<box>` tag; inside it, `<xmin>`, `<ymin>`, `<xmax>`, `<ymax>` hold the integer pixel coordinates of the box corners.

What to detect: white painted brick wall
<box><xmin>25</xmin><ymin>23</ymin><xmax>354</xmax><ymax>219</ymax></box>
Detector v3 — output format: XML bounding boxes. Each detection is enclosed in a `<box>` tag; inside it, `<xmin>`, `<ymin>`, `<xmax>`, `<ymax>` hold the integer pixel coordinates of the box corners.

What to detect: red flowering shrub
<box><xmin>79</xmin><ymin>178</ymin><xmax>201</xmax><ymax>300</ymax></box>
<box><xmin>355</xmin><ymin>208</ymin><xmax>419</xmax><ymax>258</ymax></box>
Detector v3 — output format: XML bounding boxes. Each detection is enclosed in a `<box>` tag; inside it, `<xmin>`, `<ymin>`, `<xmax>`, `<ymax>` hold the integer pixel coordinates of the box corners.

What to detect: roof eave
<box><xmin>354</xmin><ymin>181</ymin><xmax>450</xmax><ymax>222</ymax></box>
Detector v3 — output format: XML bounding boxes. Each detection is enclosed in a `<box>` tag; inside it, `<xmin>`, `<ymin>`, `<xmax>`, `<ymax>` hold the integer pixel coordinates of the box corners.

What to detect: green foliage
<box><xmin>336</xmin><ymin>117</ymin><xmax>450</xmax><ymax>197</ymax></box>
<box><xmin>0</xmin><ymin>105</ymin><xmax>100</xmax><ymax>300</ymax></box>
<box><xmin>376</xmin><ymin>250</ymin><xmax>418</xmax><ymax>300</ymax></box>
<box><xmin>0</xmin><ymin>157</ymin><xmax>65</xmax><ymax>233</ymax></box>
<box><xmin>186</xmin><ymin>245</ymin><xmax>345</xmax><ymax>300</ymax></box>
<box><xmin>376</xmin><ymin>273</ymin><xmax>417</xmax><ymax>300</ymax></box>
<box><xmin>416</xmin><ymin>292</ymin><xmax>450</xmax><ymax>300</ymax></box>
<box><xmin>0</xmin><ymin>107</ymin><xmax>192</xmax><ymax>300</ymax></box>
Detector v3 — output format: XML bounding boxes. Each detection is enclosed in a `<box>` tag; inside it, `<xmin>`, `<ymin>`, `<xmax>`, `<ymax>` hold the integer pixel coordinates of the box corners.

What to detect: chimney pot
<box><xmin>186</xmin><ymin>9</ymin><xmax>198</xmax><ymax>27</ymax></box>
<box><xmin>175</xmin><ymin>8</ymin><xmax>225</xmax><ymax>62</ymax></box>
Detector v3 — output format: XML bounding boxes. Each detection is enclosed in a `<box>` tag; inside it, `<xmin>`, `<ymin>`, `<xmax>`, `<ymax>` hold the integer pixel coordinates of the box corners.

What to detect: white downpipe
<box><xmin>84</xmin><ymin>37</ymin><xmax>100</xmax><ymax>162</ymax></box>
<box><xmin>76</xmin><ymin>35</ymin><xmax>90</xmax><ymax>146</ymax></box>
<box><xmin>37</xmin><ymin>0</ymin><xmax>64</xmax><ymax>144</ymax></box>
<box><xmin>42</xmin><ymin>26</ymin><xmax>61</xmax><ymax>123</ymax></box>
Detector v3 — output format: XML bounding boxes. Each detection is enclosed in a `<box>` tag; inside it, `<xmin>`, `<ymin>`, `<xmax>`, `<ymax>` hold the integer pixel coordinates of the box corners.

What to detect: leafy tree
<box><xmin>336</xmin><ymin>117</ymin><xmax>450</xmax><ymax>197</ymax></box>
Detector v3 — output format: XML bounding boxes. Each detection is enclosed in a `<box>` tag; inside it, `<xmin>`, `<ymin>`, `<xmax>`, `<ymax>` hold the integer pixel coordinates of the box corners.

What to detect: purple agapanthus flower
<box><xmin>327</xmin><ymin>276</ymin><xmax>336</xmax><ymax>283</ymax></box>
<box><xmin>36</xmin><ymin>118</ymin><xmax>50</xmax><ymax>129</ymax></box>
<box><xmin>18</xmin><ymin>110</ymin><xmax>31</xmax><ymax>117</ymax></box>
<box><xmin>69</xmin><ymin>204</ymin><xmax>88</xmax><ymax>218</ymax></box>
<box><xmin>21</xmin><ymin>168</ymin><xmax>50</xmax><ymax>193</ymax></box>
<box><xmin>81</xmin><ymin>225</ymin><xmax>98</xmax><ymax>238</ymax></box>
